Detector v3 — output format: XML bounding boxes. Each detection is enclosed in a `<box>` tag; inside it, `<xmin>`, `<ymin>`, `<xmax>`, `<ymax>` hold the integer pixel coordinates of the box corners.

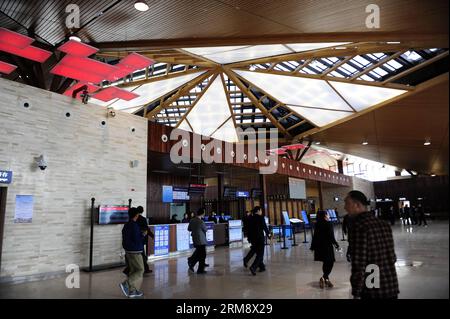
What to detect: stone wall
<box><xmin>321</xmin><ymin>176</ymin><xmax>375</xmax><ymax>216</ymax></box>
<box><xmin>0</xmin><ymin>78</ymin><xmax>147</xmax><ymax>282</ymax></box>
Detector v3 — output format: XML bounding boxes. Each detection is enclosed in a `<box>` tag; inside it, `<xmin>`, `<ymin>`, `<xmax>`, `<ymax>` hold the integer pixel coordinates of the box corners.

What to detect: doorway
<box><xmin>0</xmin><ymin>187</ymin><xmax>7</xmax><ymax>271</ymax></box>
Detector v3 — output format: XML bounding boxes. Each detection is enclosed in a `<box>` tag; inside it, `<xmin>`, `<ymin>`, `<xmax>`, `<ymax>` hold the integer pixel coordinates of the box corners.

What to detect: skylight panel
<box><xmin>358</xmin><ymin>75</ymin><xmax>375</xmax><ymax>82</ymax></box>
<box><xmin>340</xmin><ymin>63</ymin><xmax>358</xmax><ymax>74</ymax></box>
<box><xmin>402</xmin><ymin>51</ymin><xmax>423</xmax><ymax>62</ymax></box>
<box><xmin>286</xmin><ymin>105</ymin><xmax>351</xmax><ymax>127</ymax></box>
<box><xmin>372</xmin><ymin>67</ymin><xmax>389</xmax><ymax>76</ymax></box>
<box><xmin>385</xmin><ymin>59</ymin><xmax>403</xmax><ymax>69</ymax></box>
<box><xmin>286</xmin><ymin>42</ymin><xmax>350</xmax><ymax>52</ymax></box>
<box><xmin>211</xmin><ymin>118</ymin><xmax>238</xmax><ymax>143</ymax></box>
<box><xmin>187</xmin><ymin>77</ymin><xmax>233</xmax><ymax>136</ymax></box>
<box><xmin>234</xmin><ymin>70</ymin><xmax>352</xmax><ymax>111</ymax></box>
<box><xmin>351</xmin><ymin>55</ymin><xmax>371</xmax><ymax>67</ymax></box>
<box><xmin>329</xmin><ymin>71</ymin><xmax>345</xmax><ymax>78</ymax></box>
<box><xmin>329</xmin><ymin>81</ymin><xmax>407</xmax><ymax>112</ymax></box>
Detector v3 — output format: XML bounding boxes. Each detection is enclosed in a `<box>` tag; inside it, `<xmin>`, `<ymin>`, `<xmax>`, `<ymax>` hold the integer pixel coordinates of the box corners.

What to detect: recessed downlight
<box><xmin>134</xmin><ymin>1</ymin><xmax>149</xmax><ymax>11</ymax></box>
<box><xmin>424</xmin><ymin>140</ymin><xmax>431</xmax><ymax>146</ymax></box>
<box><xmin>362</xmin><ymin>141</ymin><xmax>369</xmax><ymax>145</ymax></box>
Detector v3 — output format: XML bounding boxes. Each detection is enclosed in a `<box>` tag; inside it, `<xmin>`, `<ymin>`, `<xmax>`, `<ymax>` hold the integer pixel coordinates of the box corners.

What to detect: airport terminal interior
<box><xmin>0</xmin><ymin>0</ymin><xmax>448</xmax><ymax>300</ymax></box>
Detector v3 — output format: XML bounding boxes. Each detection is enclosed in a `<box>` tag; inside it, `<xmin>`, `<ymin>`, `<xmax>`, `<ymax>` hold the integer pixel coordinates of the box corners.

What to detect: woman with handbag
<box><xmin>310</xmin><ymin>210</ymin><xmax>340</xmax><ymax>288</ymax></box>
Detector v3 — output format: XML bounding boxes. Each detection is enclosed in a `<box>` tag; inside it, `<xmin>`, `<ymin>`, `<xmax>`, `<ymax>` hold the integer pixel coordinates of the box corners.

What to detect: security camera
<box><xmin>36</xmin><ymin>155</ymin><xmax>47</xmax><ymax>170</ymax></box>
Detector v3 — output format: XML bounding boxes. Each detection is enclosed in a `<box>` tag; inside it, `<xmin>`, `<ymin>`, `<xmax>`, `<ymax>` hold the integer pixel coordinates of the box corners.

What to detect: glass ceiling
<box><xmin>90</xmin><ymin>44</ymin><xmax>447</xmax><ymax>144</ymax></box>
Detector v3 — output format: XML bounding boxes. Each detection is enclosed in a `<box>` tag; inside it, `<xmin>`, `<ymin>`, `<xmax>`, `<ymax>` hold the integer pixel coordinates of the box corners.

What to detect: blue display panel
<box><xmin>176</xmin><ymin>223</ymin><xmax>190</xmax><ymax>251</ymax></box>
<box><xmin>162</xmin><ymin>185</ymin><xmax>173</xmax><ymax>203</ymax></box>
<box><xmin>236</xmin><ymin>191</ymin><xmax>249</xmax><ymax>198</ymax></box>
<box><xmin>301</xmin><ymin>211</ymin><xmax>309</xmax><ymax>225</ymax></box>
<box><xmin>228</xmin><ymin>220</ymin><xmax>243</xmax><ymax>242</ymax></box>
<box><xmin>154</xmin><ymin>225</ymin><xmax>170</xmax><ymax>256</ymax></box>
<box><xmin>205</xmin><ymin>222</ymin><xmax>215</xmax><ymax>245</ymax></box>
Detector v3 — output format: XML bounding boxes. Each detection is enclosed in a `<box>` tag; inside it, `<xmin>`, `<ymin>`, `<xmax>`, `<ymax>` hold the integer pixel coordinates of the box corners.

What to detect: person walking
<box><xmin>120</xmin><ymin>207</ymin><xmax>145</xmax><ymax>298</ymax></box>
<box><xmin>243</xmin><ymin>206</ymin><xmax>271</xmax><ymax>275</ymax></box>
<box><xmin>344</xmin><ymin>190</ymin><xmax>399</xmax><ymax>299</ymax></box>
<box><xmin>242</xmin><ymin>210</ymin><xmax>251</xmax><ymax>238</ymax></box>
<box><xmin>187</xmin><ymin>208</ymin><xmax>208</xmax><ymax>274</ymax></box>
<box><xmin>417</xmin><ymin>203</ymin><xmax>428</xmax><ymax>226</ymax></box>
<box><xmin>123</xmin><ymin>206</ymin><xmax>152</xmax><ymax>275</ymax></box>
<box><xmin>342</xmin><ymin>213</ymin><xmax>354</xmax><ymax>262</ymax></box>
<box><xmin>310</xmin><ymin>210</ymin><xmax>340</xmax><ymax>288</ymax></box>
<box><xmin>403</xmin><ymin>204</ymin><xmax>411</xmax><ymax>225</ymax></box>
<box><xmin>389</xmin><ymin>205</ymin><xmax>395</xmax><ymax>226</ymax></box>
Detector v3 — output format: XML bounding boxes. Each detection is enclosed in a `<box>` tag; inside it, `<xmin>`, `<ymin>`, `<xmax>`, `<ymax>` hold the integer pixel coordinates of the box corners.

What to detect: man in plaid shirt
<box><xmin>345</xmin><ymin>190</ymin><xmax>399</xmax><ymax>299</ymax></box>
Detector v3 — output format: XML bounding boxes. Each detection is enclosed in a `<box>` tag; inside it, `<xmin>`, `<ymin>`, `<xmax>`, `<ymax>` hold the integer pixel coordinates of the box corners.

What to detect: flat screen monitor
<box><xmin>288</xmin><ymin>177</ymin><xmax>306</xmax><ymax>199</ymax></box>
<box><xmin>223</xmin><ymin>187</ymin><xmax>237</xmax><ymax>199</ymax></box>
<box><xmin>251</xmin><ymin>188</ymin><xmax>262</xmax><ymax>198</ymax></box>
<box><xmin>228</xmin><ymin>220</ymin><xmax>242</xmax><ymax>228</ymax></box>
<box><xmin>173</xmin><ymin>187</ymin><xmax>190</xmax><ymax>202</ymax></box>
<box><xmin>189</xmin><ymin>183</ymin><xmax>207</xmax><ymax>195</ymax></box>
<box><xmin>98</xmin><ymin>205</ymin><xmax>129</xmax><ymax>224</ymax></box>
<box><xmin>162</xmin><ymin>185</ymin><xmax>173</xmax><ymax>203</ymax></box>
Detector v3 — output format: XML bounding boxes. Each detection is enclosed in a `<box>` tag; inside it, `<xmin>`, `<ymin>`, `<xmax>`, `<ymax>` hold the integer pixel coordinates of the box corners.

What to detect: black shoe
<box><xmin>144</xmin><ymin>269</ymin><xmax>152</xmax><ymax>274</ymax></box>
<box><xmin>204</xmin><ymin>263</ymin><xmax>210</xmax><ymax>267</ymax></box>
<box><xmin>249</xmin><ymin>267</ymin><xmax>257</xmax><ymax>276</ymax></box>
<box><xmin>188</xmin><ymin>262</ymin><xmax>195</xmax><ymax>273</ymax></box>
<box><xmin>243</xmin><ymin>260</ymin><xmax>248</xmax><ymax>268</ymax></box>
<box><xmin>197</xmin><ymin>270</ymin><xmax>207</xmax><ymax>274</ymax></box>
<box><xmin>258</xmin><ymin>268</ymin><xmax>266</xmax><ymax>272</ymax></box>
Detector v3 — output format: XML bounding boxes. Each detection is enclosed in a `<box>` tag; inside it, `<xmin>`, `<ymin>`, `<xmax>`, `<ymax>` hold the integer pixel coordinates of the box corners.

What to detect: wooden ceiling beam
<box><xmin>91</xmin><ymin>32</ymin><xmax>448</xmax><ymax>51</ymax></box>
<box><xmin>117</xmin><ymin>68</ymin><xmax>210</xmax><ymax>88</ymax></box>
<box><xmin>146</xmin><ymin>70</ymin><xmax>215</xmax><ymax>119</ymax></box>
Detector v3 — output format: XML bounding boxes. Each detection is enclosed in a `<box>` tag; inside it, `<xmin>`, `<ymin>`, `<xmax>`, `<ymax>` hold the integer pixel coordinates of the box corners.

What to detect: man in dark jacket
<box><xmin>242</xmin><ymin>210</ymin><xmax>251</xmax><ymax>238</ymax></box>
<box><xmin>120</xmin><ymin>207</ymin><xmax>145</xmax><ymax>298</ymax></box>
<box><xmin>123</xmin><ymin>206</ymin><xmax>153</xmax><ymax>275</ymax></box>
<box><xmin>243</xmin><ymin>206</ymin><xmax>271</xmax><ymax>275</ymax></box>
<box><xmin>187</xmin><ymin>208</ymin><xmax>208</xmax><ymax>274</ymax></box>
<box><xmin>345</xmin><ymin>191</ymin><xmax>399</xmax><ymax>299</ymax></box>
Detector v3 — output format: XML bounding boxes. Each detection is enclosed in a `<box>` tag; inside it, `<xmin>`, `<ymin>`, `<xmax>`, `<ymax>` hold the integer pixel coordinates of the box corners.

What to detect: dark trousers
<box><xmin>322</xmin><ymin>261</ymin><xmax>334</xmax><ymax>279</ymax></box>
<box><xmin>245</xmin><ymin>242</ymin><xmax>265</xmax><ymax>271</ymax></box>
<box><xmin>188</xmin><ymin>245</ymin><xmax>206</xmax><ymax>271</ymax></box>
<box><xmin>418</xmin><ymin>215</ymin><xmax>428</xmax><ymax>226</ymax></box>
<box><xmin>124</xmin><ymin>249</ymin><xmax>150</xmax><ymax>274</ymax></box>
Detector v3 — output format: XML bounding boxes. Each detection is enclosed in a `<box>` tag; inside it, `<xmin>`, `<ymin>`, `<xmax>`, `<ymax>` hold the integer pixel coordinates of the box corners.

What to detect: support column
<box><xmin>217</xmin><ymin>174</ymin><xmax>223</xmax><ymax>214</ymax></box>
<box><xmin>318</xmin><ymin>181</ymin><xmax>324</xmax><ymax>211</ymax></box>
<box><xmin>260</xmin><ymin>174</ymin><xmax>268</xmax><ymax>217</ymax></box>
<box><xmin>337</xmin><ymin>160</ymin><xmax>344</xmax><ymax>174</ymax></box>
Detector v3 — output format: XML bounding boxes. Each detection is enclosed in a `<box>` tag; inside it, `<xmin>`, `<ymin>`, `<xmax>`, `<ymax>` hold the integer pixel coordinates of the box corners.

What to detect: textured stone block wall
<box><xmin>0</xmin><ymin>78</ymin><xmax>147</xmax><ymax>281</ymax></box>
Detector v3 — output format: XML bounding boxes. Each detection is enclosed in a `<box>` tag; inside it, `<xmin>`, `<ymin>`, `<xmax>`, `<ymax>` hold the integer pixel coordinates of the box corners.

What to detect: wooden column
<box><xmin>218</xmin><ymin>173</ymin><xmax>223</xmax><ymax>214</ymax></box>
<box><xmin>318</xmin><ymin>181</ymin><xmax>324</xmax><ymax>210</ymax></box>
<box><xmin>260</xmin><ymin>174</ymin><xmax>268</xmax><ymax>217</ymax></box>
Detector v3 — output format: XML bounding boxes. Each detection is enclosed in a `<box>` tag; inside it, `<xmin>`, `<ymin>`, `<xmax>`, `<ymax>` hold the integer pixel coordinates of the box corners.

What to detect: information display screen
<box><xmin>154</xmin><ymin>225</ymin><xmax>170</xmax><ymax>256</ymax></box>
<box><xmin>288</xmin><ymin>177</ymin><xmax>306</xmax><ymax>199</ymax></box>
<box><xmin>205</xmin><ymin>222</ymin><xmax>215</xmax><ymax>245</ymax></box>
<box><xmin>176</xmin><ymin>223</ymin><xmax>191</xmax><ymax>251</ymax></box>
<box><xmin>173</xmin><ymin>187</ymin><xmax>190</xmax><ymax>202</ymax></box>
<box><xmin>228</xmin><ymin>219</ymin><xmax>243</xmax><ymax>242</ymax></box>
<box><xmin>189</xmin><ymin>184</ymin><xmax>207</xmax><ymax>195</ymax></box>
<box><xmin>98</xmin><ymin>205</ymin><xmax>129</xmax><ymax>224</ymax></box>
<box><xmin>236</xmin><ymin>191</ymin><xmax>250</xmax><ymax>198</ymax></box>
<box><xmin>251</xmin><ymin>188</ymin><xmax>262</xmax><ymax>198</ymax></box>
<box><xmin>162</xmin><ymin>185</ymin><xmax>173</xmax><ymax>203</ymax></box>
<box><xmin>223</xmin><ymin>187</ymin><xmax>237</xmax><ymax>199</ymax></box>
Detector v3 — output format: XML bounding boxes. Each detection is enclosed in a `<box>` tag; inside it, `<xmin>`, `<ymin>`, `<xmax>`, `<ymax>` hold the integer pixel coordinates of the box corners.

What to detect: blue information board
<box><xmin>301</xmin><ymin>211</ymin><xmax>309</xmax><ymax>225</ymax></box>
<box><xmin>154</xmin><ymin>225</ymin><xmax>170</xmax><ymax>256</ymax></box>
<box><xmin>0</xmin><ymin>170</ymin><xmax>12</xmax><ymax>184</ymax></box>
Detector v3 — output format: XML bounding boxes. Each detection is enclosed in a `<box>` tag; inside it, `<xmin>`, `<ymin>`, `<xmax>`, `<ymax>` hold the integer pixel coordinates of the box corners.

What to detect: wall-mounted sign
<box><xmin>0</xmin><ymin>170</ymin><xmax>12</xmax><ymax>184</ymax></box>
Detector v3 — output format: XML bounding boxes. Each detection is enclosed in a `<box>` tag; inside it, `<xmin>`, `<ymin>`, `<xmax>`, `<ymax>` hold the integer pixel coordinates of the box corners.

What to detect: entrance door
<box><xmin>0</xmin><ymin>187</ymin><xmax>7</xmax><ymax>271</ymax></box>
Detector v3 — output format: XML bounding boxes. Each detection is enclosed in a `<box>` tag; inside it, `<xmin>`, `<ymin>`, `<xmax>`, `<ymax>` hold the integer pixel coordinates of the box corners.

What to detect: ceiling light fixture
<box><xmin>134</xmin><ymin>1</ymin><xmax>149</xmax><ymax>11</ymax></box>
<box><xmin>315</xmin><ymin>141</ymin><xmax>321</xmax><ymax>145</ymax></box>
<box><xmin>362</xmin><ymin>141</ymin><xmax>369</xmax><ymax>145</ymax></box>
<box><xmin>424</xmin><ymin>140</ymin><xmax>431</xmax><ymax>146</ymax></box>
<box><xmin>431</xmin><ymin>174</ymin><xmax>436</xmax><ymax>177</ymax></box>
<box><xmin>69</xmin><ymin>35</ymin><xmax>81</xmax><ymax>42</ymax></box>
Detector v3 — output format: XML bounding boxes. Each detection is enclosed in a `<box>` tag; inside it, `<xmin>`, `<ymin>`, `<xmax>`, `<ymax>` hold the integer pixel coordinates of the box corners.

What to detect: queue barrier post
<box><xmin>291</xmin><ymin>224</ymin><xmax>298</xmax><ymax>246</ymax></box>
<box><xmin>281</xmin><ymin>225</ymin><xmax>289</xmax><ymax>250</ymax></box>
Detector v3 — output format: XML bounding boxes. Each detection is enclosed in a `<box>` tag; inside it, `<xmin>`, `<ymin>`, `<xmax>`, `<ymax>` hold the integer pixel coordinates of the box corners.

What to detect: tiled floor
<box><xmin>0</xmin><ymin>221</ymin><xmax>448</xmax><ymax>299</ymax></box>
